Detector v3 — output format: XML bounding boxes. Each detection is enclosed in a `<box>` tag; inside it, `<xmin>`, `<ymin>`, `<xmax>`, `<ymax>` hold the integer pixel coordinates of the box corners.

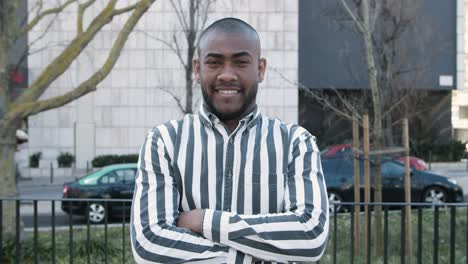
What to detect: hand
<box><xmin>176</xmin><ymin>209</ymin><xmax>205</xmax><ymax>234</ymax></box>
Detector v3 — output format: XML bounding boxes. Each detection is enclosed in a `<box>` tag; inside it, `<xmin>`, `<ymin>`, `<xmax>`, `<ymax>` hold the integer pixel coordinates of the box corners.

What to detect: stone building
<box><xmin>15</xmin><ymin>0</ymin><xmax>468</xmax><ymax>174</ymax></box>
<box><xmin>18</xmin><ymin>0</ymin><xmax>299</xmax><ymax>171</ymax></box>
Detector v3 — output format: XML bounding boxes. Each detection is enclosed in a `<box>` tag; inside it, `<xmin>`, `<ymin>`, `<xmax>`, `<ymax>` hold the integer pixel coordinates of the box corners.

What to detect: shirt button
<box><xmin>229</xmin><ymin>138</ymin><xmax>233</xmax><ymax>144</ymax></box>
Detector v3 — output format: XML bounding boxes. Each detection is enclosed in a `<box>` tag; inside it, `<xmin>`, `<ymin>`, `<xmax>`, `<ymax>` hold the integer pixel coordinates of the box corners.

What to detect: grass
<box><xmin>1</xmin><ymin>225</ymin><xmax>133</xmax><ymax>264</ymax></box>
<box><xmin>320</xmin><ymin>206</ymin><xmax>468</xmax><ymax>263</ymax></box>
<box><xmin>2</xmin><ymin>207</ymin><xmax>468</xmax><ymax>263</ymax></box>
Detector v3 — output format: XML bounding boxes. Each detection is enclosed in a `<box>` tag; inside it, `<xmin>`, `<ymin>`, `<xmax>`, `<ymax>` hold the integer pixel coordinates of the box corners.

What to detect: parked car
<box><xmin>321</xmin><ymin>144</ymin><xmax>429</xmax><ymax>170</ymax></box>
<box><xmin>62</xmin><ymin>163</ymin><xmax>137</xmax><ymax>223</ymax></box>
<box><xmin>323</xmin><ymin>156</ymin><xmax>464</xmax><ymax>212</ymax></box>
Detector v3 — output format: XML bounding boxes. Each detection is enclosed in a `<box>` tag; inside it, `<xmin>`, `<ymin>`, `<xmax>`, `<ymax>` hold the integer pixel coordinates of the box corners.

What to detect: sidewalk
<box><xmin>428</xmin><ymin>160</ymin><xmax>468</xmax><ymax>178</ymax></box>
<box><xmin>18</xmin><ymin>168</ymin><xmax>91</xmax><ymax>188</ymax></box>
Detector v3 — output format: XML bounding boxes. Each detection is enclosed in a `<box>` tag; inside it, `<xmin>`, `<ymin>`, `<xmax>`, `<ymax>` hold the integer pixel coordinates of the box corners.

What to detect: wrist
<box><xmin>200</xmin><ymin>209</ymin><xmax>206</xmax><ymax>234</ymax></box>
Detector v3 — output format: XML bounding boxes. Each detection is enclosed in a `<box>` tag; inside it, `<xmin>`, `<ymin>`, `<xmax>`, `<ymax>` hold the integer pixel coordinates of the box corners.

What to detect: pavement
<box><xmin>427</xmin><ymin>161</ymin><xmax>468</xmax><ymax>195</ymax></box>
<box><xmin>17</xmin><ymin>168</ymin><xmax>92</xmax><ymax>188</ymax></box>
<box><xmin>427</xmin><ymin>161</ymin><xmax>468</xmax><ymax>178</ymax></box>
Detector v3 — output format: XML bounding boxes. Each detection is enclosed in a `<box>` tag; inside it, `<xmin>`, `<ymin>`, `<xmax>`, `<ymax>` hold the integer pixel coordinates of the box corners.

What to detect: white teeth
<box><xmin>218</xmin><ymin>90</ymin><xmax>238</xmax><ymax>94</ymax></box>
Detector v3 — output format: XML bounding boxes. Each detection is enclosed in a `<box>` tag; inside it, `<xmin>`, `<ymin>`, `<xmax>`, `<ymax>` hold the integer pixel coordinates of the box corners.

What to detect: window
<box><xmin>115</xmin><ymin>169</ymin><xmax>136</xmax><ymax>183</ymax></box>
<box><xmin>99</xmin><ymin>171</ymin><xmax>118</xmax><ymax>184</ymax></box>
<box><xmin>460</xmin><ymin>106</ymin><xmax>468</xmax><ymax>119</ymax></box>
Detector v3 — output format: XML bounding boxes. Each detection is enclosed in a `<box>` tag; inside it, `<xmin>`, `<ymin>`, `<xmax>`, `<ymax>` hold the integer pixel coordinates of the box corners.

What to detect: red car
<box><xmin>321</xmin><ymin>144</ymin><xmax>428</xmax><ymax>171</ymax></box>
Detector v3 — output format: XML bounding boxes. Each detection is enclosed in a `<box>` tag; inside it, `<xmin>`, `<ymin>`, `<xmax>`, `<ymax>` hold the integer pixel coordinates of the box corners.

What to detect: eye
<box><xmin>205</xmin><ymin>60</ymin><xmax>219</xmax><ymax>65</ymax></box>
<box><xmin>236</xmin><ymin>60</ymin><xmax>250</xmax><ymax>66</ymax></box>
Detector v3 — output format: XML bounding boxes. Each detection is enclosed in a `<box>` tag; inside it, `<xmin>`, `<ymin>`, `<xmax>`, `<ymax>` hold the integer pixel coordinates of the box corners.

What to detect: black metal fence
<box><xmin>324</xmin><ymin>202</ymin><xmax>468</xmax><ymax>264</ymax></box>
<box><xmin>1</xmin><ymin>199</ymin><xmax>468</xmax><ymax>263</ymax></box>
<box><xmin>0</xmin><ymin>198</ymin><xmax>132</xmax><ymax>264</ymax></box>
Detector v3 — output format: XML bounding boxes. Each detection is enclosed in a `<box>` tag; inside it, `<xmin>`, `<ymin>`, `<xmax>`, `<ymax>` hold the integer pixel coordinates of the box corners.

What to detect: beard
<box><xmin>201</xmin><ymin>83</ymin><xmax>258</xmax><ymax>122</ymax></box>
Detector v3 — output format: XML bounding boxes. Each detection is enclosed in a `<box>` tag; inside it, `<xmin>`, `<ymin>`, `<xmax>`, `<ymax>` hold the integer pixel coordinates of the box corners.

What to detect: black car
<box><xmin>62</xmin><ymin>163</ymin><xmax>137</xmax><ymax>223</ymax></box>
<box><xmin>322</xmin><ymin>156</ymin><xmax>464</xmax><ymax>212</ymax></box>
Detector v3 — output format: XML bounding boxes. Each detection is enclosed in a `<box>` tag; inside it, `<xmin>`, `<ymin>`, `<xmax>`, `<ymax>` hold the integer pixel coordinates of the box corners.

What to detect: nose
<box><xmin>217</xmin><ymin>65</ymin><xmax>237</xmax><ymax>82</ymax></box>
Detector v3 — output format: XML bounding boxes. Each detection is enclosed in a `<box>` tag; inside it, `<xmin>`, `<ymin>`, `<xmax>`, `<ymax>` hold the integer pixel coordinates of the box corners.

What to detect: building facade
<box><xmin>16</xmin><ymin>0</ymin><xmax>468</xmax><ymax>173</ymax></box>
<box><xmin>453</xmin><ymin>0</ymin><xmax>468</xmax><ymax>143</ymax></box>
<box><xmin>18</xmin><ymin>0</ymin><xmax>299</xmax><ymax>170</ymax></box>
<box><xmin>298</xmin><ymin>0</ymin><xmax>465</xmax><ymax>147</ymax></box>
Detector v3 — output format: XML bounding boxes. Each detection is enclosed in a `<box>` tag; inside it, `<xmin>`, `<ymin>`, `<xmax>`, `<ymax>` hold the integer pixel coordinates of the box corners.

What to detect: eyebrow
<box><xmin>204</xmin><ymin>51</ymin><xmax>253</xmax><ymax>60</ymax></box>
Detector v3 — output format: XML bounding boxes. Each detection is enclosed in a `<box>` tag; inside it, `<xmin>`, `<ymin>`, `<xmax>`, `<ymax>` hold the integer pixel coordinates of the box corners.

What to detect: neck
<box><xmin>223</xmin><ymin>119</ymin><xmax>240</xmax><ymax>133</ymax></box>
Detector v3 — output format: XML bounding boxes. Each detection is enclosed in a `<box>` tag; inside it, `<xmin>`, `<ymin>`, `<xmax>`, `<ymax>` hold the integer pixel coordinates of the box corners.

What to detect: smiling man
<box><xmin>131</xmin><ymin>18</ymin><xmax>329</xmax><ymax>263</ymax></box>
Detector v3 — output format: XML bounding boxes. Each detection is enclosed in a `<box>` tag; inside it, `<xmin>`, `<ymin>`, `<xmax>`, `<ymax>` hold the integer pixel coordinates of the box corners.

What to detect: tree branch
<box><xmin>338</xmin><ymin>0</ymin><xmax>365</xmax><ymax>33</ymax></box>
<box><xmin>136</xmin><ymin>30</ymin><xmax>187</xmax><ymax>69</ymax></box>
<box><xmin>369</xmin><ymin>0</ymin><xmax>382</xmax><ymax>33</ymax></box>
<box><xmin>194</xmin><ymin>0</ymin><xmax>213</xmax><ymax>48</ymax></box>
<box><xmin>381</xmin><ymin>92</ymin><xmax>411</xmax><ymax>119</ymax></box>
<box><xmin>274</xmin><ymin>69</ymin><xmax>359</xmax><ymax>121</ymax></box>
<box><xmin>2</xmin><ymin>0</ymin><xmax>156</xmax><ymax>126</ymax></box>
<box><xmin>172</xmin><ymin>33</ymin><xmax>188</xmax><ymax>69</ymax></box>
<box><xmin>20</xmin><ymin>0</ymin><xmax>76</xmax><ymax>37</ymax></box>
<box><xmin>113</xmin><ymin>3</ymin><xmax>139</xmax><ymax>16</ymax></box>
<box><xmin>77</xmin><ymin>0</ymin><xmax>96</xmax><ymax>34</ymax></box>
<box><xmin>160</xmin><ymin>87</ymin><xmax>186</xmax><ymax>114</ymax></box>
<box><xmin>170</xmin><ymin>0</ymin><xmax>189</xmax><ymax>34</ymax></box>
<box><xmin>12</xmin><ymin>0</ymin><xmax>125</xmax><ymax>105</ymax></box>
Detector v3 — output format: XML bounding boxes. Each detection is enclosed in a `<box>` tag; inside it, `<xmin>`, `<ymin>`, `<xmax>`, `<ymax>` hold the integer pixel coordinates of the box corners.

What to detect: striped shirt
<box><xmin>131</xmin><ymin>105</ymin><xmax>329</xmax><ymax>263</ymax></box>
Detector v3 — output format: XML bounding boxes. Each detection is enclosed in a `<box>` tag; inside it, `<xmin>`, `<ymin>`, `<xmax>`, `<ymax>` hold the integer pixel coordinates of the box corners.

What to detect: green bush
<box><xmin>29</xmin><ymin>152</ymin><xmax>41</xmax><ymax>168</ymax></box>
<box><xmin>57</xmin><ymin>152</ymin><xmax>74</xmax><ymax>168</ymax></box>
<box><xmin>92</xmin><ymin>154</ymin><xmax>138</xmax><ymax>167</ymax></box>
<box><xmin>1</xmin><ymin>227</ymin><xmax>133</xmax><ymax>263</ymax></box>
<box><xmin>411</xmin><ymin>140</ymin><xmax>466</xmax><ymax>162</ymax></box>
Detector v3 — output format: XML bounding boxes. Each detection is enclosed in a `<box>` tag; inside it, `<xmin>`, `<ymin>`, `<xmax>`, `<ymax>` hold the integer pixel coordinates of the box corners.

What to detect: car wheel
<box><xmin>88</xmin><ymin>202</ymin><xmax>106</xmax><ymax>224</ymax></box>
<box><xmin>328</xmin><ymin>191</ymin><xmax>343</xmax><ymax>213</ymax></box>
<box><xmin>423</xmin><ymin>186</ymin><xmax>447</xmax><ymax>204</ymax></box>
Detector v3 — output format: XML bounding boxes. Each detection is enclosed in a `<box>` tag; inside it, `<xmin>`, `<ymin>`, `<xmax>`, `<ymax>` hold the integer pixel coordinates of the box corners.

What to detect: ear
<box><xmin>258</xmin><ymin>58</ymin><xmax>266</xmax><ymax>83</ymax></box>
<box><xmin>193</xmin><ymin>58</ymin><xmax>201</xmax><ymax>83</ymax></box>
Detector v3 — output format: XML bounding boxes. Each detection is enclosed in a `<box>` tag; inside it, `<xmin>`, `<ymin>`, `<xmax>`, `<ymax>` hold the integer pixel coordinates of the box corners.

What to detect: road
<box><xmin>16</xmin><ymin>165</ymin><xmax>468</xmax><ymax>228</ymax></box>
<box><xmin>18</xmin><ymin>185</ymin><xmax>131</xmax><ymax>228</ymax></box>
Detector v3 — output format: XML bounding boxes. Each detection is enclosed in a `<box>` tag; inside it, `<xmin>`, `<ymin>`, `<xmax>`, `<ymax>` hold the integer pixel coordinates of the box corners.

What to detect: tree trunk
<box><xmin>184</xmin><ymin>0</ymin><xmax>196</xmax><ymax>114</ymax></box>
<box><xmin>362</xmin><ymin>2</ymin><xmax>383</xmax><ymax>255</ymax></box>
<box><xmin>0</xmin><ymin>129</ymin><xmax>19</xmax><ymax>239</ymax></box>
<box><xmin>185</xmin><ymin>57</ymin><xmax>194</xmax><ymax>114</ymax></box>
<box><xmin>384</xmin><ymin>115</ymin><xmax>394</xmax><ymax>147</ymax></box>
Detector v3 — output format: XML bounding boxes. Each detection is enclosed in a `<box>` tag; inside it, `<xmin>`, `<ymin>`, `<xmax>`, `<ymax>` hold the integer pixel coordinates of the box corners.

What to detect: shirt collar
<box><xmin>198</xmin><ymin>103</ymin><xmax>260</xmax><ymax>130</ymax></box>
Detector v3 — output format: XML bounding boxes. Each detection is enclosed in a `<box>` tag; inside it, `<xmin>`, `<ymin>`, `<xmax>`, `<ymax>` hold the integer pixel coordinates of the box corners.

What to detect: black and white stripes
<box><xmin>131</xmin><ymin>106</ymin><xmax>329</xmax><ymax>263</ymax></box>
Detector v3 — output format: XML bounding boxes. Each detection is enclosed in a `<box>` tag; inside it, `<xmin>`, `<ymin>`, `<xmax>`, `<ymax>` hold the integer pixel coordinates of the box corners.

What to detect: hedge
<box><xmin>29</xmin><ymin>152</ymin><xmax>41</xmax><ymax>168</ymax></box>
<box><xmin>57</xmin><ymin>152</ymin><xmax>74</xmax><ymax>168</ymax></box>
<box><xmin>92</xmin><ymin>154</ymin><xmax>138</xmax><ymax>167</ymax></box>
<box><xmin>411</xmin><ymin>140</ymin><xmax>465</xmax><ymax>162</ymax></box>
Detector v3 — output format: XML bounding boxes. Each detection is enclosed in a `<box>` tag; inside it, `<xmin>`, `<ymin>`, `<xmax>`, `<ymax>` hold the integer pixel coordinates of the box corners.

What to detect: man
<box><xmin>131</xmin><ymin>18</ymin><xmax>329</xmax><ymax>263</ymax></box>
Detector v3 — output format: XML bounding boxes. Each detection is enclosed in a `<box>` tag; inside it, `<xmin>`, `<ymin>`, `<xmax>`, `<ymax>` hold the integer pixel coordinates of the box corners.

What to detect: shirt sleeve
<box><xmin>201</xmin><ymin>129</ymin><xmax>329</xmax><ymax>263</ymax></box>
<box><xmin>131</xmin><ymin>128</ymin><xmax>230</xmax><ymax>263</ymax></box>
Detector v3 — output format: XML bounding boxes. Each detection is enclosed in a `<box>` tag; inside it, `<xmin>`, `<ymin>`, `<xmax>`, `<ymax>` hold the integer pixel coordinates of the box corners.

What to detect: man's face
<box><xmin>194</xmin><ymin>31</ymin><xmax>266</xmax><ymax>122</ymax></box>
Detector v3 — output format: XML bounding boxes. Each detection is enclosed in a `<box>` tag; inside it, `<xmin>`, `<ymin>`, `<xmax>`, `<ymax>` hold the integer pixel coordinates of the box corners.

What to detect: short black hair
<box><xmin>197</xmin><ymin>17</ymin><xmax>260</xmax><ymax>57</ymax></box>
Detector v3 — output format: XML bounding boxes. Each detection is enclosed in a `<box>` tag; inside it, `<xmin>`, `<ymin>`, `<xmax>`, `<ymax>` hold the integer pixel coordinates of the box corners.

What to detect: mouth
<box><xmin>217</xmin><ymin>90</ymin><xmax>239</xmax><ymax>95</ymax></box>
<box><xmin>215</xmin><ymin>87</ymin><xmax>240</xmax><ymax>95</ymax></box>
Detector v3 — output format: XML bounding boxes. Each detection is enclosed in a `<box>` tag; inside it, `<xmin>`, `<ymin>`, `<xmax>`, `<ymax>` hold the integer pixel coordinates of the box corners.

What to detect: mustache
<box><xmin>215</xmin><ymin>82</ymin><xmax>241</xmax><ymax>90</ymax></box>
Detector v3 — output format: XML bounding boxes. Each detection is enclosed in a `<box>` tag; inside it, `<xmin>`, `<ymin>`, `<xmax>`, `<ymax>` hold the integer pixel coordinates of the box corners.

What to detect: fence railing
<box><xmin>1</xmin><ymin>198</ymin><xmax>468</xmax><ymax>263</ymax></box>
<box><xmin>323</xmin><ymin>202</ymin><xmax>468</xmax><ymax>264</ymax></box>
<box><xmin>0</xmin><ymin>198</ymin><xmax>132</xmax><ymax>264</ymax></box>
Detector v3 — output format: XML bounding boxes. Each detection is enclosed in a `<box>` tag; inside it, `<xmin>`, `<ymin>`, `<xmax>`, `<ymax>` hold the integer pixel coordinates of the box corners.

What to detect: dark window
<box><xmin>99</xmin><ymin>171</ymin><xmax>118</xmax><ymax>184</ymax></box>
<box><xmin>115</xmin><ymin>169</ymin><xmax>136</xmax><ymax>183</ymax></box>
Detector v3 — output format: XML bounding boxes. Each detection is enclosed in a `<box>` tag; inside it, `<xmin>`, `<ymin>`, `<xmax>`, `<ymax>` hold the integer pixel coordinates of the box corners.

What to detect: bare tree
<box><xmin>138</xmin><ymin>0</ymin><xmax>215</xmax><ymax>114</ymax></box>
<box><xmin>0</xmin><ymin>0</ymin><xmax>156</xmax><ymax>237</ymax></box>
<box><xmin>286</xmin><ymin>0</ymin><xmax>442</xmax><ymax>258</ymax></box>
